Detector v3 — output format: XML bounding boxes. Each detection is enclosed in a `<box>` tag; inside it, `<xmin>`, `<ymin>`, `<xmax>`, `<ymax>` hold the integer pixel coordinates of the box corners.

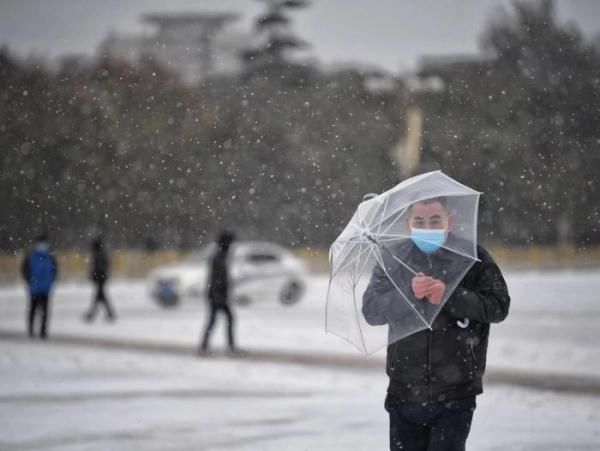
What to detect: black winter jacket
<box><xmin>207</xmin><ymin>249</ymin><xmax>230</xmax><ymax>305</ymax></box>
<box><xmin>362</xmin><ymin>238</ymin><xmax>510</xmax><ymax>403</ymax></box>
<box><xmin>90</xmin><ymin>248</ymin><xmax>109</xmax><ymax>283</ymax></box>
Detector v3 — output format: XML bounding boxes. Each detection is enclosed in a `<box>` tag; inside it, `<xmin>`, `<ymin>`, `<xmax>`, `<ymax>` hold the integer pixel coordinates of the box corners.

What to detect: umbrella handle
<box><xmin>456</xmin><ymin>318</ymin><xmax>469</xmax><ymax>328</ymax></box>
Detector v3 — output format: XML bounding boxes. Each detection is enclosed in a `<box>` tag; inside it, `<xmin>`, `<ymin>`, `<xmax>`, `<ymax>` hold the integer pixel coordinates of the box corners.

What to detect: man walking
<box><xmin>84</xmin><ymin>237</ymin><xmax>116</xmax><ymax>322</ymax></box>
<box><xmin>362</xmin><ymin>197</ymin><xmax>511</xmax><ymax>451</ymax></box>
<box><xmin>22</xmin><ymin>234</ymin><xmax>58</xmax><ymax>339</ymax></box>
<box><xmin>200</xmin><ymin>230</ymin><xmax>238</xmax><ymax>355</ymax></box>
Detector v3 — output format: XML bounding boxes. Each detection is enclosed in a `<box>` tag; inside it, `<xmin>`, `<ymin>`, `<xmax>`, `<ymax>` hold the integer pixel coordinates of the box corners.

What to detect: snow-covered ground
<box><xmin>2</xmin><ymin>270</ymin><xmax>600</xmax><ymax>378</ymax></box>
<box><xmin>1</xmin><ymin>270</ymin><xmax>599</xmax><ymax>449</ymax></box>
<box><xmin>1</xmin><ymin>339</ymin><xmax>599</xmax><ymax>451</ymax></box>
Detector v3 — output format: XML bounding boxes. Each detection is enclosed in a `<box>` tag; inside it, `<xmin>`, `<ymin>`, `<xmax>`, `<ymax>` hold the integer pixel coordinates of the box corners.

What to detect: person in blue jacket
<box><xmin>21</xmin><ymin>234</ymin><xmax>58</xmax><ymax>339</ymax></box>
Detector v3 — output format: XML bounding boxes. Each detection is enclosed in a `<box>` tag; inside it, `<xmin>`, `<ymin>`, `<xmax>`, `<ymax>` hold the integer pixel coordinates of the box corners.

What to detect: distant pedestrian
<box><xmin>84</xmin><ymin>237</ymin><xmax>116</xmax><ymax>322</ymax></box>
<box><xmin>21</xmin><ymin>233</ymin><xmax>58</xmax><ymax>339</ymax></box>
<box><xmin>200</xmin><ymin>230</ymin><xmax>238</xmax><ymax>355</ymax></box>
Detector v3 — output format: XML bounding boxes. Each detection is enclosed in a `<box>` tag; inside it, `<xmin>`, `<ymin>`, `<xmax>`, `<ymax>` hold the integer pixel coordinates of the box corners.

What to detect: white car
<box><xmin>148</xmin><ymin>241</ymin><xmax>308</xmax><ymax>308</ymax></box>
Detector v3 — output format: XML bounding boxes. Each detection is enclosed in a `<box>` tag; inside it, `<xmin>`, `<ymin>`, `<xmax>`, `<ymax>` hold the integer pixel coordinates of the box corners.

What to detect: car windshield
<box><xmin>185</xmin><ymin>242</ymin><xmax>283</xmax><ymax>264</ymax></box>
<box><xmin>185</xmin><ymin>244</ymin><xmax>216</xmax><ymax>263</ymax></box>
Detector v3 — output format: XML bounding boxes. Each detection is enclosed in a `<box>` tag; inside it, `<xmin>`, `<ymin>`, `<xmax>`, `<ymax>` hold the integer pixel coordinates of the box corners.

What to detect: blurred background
<box><xmin>2</xmin><ymin>2</ymin><xmax>600</xmax><ymax>450</ymax></box>
<box><xmin>1</xmin><ymin>0</ymin><xmax>599</xmax><ymax>279</ymax></box>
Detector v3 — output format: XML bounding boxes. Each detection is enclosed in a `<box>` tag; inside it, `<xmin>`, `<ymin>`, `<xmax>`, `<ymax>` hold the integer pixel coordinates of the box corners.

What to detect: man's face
<box><xmin>408</xmin><ymin>201</ymin><xmax>451</xmax><ymax>230</ymax></box>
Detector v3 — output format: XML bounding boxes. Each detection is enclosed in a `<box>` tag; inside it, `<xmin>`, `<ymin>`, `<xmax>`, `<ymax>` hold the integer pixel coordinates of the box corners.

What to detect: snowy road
<box><xmin>1</xmin><ymin>269</ymin><xmax>600</xmax><ymax>449</ymax></box>
<box><xmin>0</xmin><ymin>339</ymin><xmax>599</xmax><ymax>451</ymax></box>
<box><xmin>1</xmin><ymin>269</ymin><xmax>599</xmax><ymax>380</ymax></box>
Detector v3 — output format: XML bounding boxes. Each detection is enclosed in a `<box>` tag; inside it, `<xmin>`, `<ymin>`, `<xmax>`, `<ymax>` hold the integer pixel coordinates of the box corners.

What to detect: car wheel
<box><xmin>154</xmin><ymin>291</ymin><xmax>180</xmax><ymax>308</ymax></box>
<box><xmin>279</xmin><ymin>280</ymin><xmax>303</xmax><ymax>305</ymax></box>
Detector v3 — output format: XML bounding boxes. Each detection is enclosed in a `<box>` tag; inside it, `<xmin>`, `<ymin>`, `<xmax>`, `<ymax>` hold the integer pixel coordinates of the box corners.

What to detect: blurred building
<box><xmin>406</xmin><ymin>54</ymin><xmax>494</xmax><ymax>92</ymax></box>
<box><xmin>99</xmin><ymin>13</ymin><xmax>251</xmax><ymax>84</ymax></box>
<box><xmin>394</xmin><ymin>54</ymin><xmax>494</xmax><ymax>175</ymax></box>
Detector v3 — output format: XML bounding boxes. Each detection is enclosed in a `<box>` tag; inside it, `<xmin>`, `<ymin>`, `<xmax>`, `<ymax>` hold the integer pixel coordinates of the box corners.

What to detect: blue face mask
<box><xmin>410</xmin><ymin>228</ymin><xmax>446</xmax><ymax>254</ymax></box>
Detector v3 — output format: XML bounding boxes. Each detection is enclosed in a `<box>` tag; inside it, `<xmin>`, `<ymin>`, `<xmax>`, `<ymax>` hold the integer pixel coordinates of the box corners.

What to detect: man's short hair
<box><xmin>409</xmin><ymin>196</ymin><xmax>448</xmax><ymax>212</ymax></box>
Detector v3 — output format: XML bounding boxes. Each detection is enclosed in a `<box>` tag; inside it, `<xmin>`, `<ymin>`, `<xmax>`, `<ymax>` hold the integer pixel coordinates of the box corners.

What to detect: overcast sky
<box><xmin>1</xmin><ymin>0</ymin><xmax>599</xmax><ymax>72</ymax></box>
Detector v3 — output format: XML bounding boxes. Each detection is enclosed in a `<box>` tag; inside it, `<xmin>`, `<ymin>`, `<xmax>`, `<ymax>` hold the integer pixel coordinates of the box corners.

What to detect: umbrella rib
<box><xmin>326</xmin><ymin>246</ymin><xmax>366</xmax><ymax>334</ymax></box>
<box><xmin>369</xmin><ymin>193</ymin><xmax>405</xmax><ymax>241</ymax></box>
<box><xmin>330</xmin><ymin>239</ymin><xmax>378</xmax><ymax>281</ymax></box>
<box><xmin>331</xmin><ymin>208</ymin><xmax>381</xmax><ymax>279</ymax></box>
<box><xmin>364</xmin><ymin>233</ymin><xmax>418</xmax><ymax>276</ymax></box>
<box><xmin>350</xmin><ymin>245</ymin><xmax>375</xmax><ymax>355</ymax></box>
<box><xmin>374</xmin><ymin>194</ymin><xmax>391</xmax><ymax>237</ymax></box>
<box><xmin>335</xmin><ymin>232</ymin><xmax>406</xmax><ymax>243</ymax></box>
<box><xmin>367</xmin><ymin>233</ymin><xmax>408</xmax><ymax>241</ymax></box>
<box><xmin>372</xmin><ymin>246</ymin><xmax>431</xmax><ymax>330</ymax></box>
<box><xmin>355</xmin><ymin>201</ymin><xmax>384</xmax><ymax>240</ymax></box>
<box><xmin>351</xmin><ymin>242</ymin><xmax>374</xmax><ymax>287</ymax></box>
<box><xmin>348</xmin><ymin>237</ymin><xmax>367</xmax><ymax>283</ymax></box>
<box><xmin>352</xmin><ymin>281</ymin><xmax>369</xmax><ymax>355</ymax></box>
<box><xmin>328</xmin><ymin>237</ymin><xmax>372</xmax><ymax>355</ymax></box>
<box><xmin>437</xmin><ymin>244</ymin><xmax>480</xmax><ymax>262</ymax></box>
<box><xmin>472</xmin><ymin>194</ymin><xmax>480</xmax><ymax>257</ymax></box>
<box><xmin>378</xmin><ymin>204</ymin><xmax>409</xmax><ymax>237</ymax></box>
<box><xmin>331</xmin><ymin>241</ymin><xmax>372</xmax><ymax>278</ymax></box>
<box><xmin>382</xmin><ymin>247</ymin><xmax>418</xmax><ymax>276</ymax></box>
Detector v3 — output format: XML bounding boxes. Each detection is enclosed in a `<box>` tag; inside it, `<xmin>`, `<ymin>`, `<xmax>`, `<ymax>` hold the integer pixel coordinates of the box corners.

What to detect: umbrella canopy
<box><xmin>326</xmin><ymin>171</ymin><xmax>481</xmax><ymax>355</ymax></box>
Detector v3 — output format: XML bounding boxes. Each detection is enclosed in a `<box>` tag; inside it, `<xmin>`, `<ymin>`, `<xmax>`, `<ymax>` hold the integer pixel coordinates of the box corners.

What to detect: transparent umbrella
<box><xmin>326</xmin><ymin>171</ymin><xmax>481</xmax><ymax>355</ymax></box>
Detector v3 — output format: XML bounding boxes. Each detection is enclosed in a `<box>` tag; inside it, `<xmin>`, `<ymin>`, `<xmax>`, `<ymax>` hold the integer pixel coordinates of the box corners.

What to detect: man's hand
<box><xmin>411</xmin><ymin>273</ymin><xmax>434</xmax><ymax>299</ymax></box>
<box><xmin>411</xmin><ymin>273</ymin><xmax>446</xmax><ymax>304</ymax></box>
<box><xmin>426</xmin><ymin>279</ymin><xmax>446</xmax><ymax>304</ymax></box>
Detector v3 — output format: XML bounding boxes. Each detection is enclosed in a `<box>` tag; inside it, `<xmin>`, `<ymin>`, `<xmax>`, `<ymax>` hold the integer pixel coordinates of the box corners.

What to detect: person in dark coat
<box><xmin>362</xmin><ymin>197</ymin><xmax>510</xmax><ymax>451</ymax></box>
<box><xmin>84</xmin><ymin>237</ymin><xmax>116</xmax><ymax>321</ymax></box>
<box><xmin>21</xmin><ymin>234</ymin><xmax>58</xmax><ymax>339</ymax></box>
<box><xmin>200</xmin><ymin>230</ymin><xmax>237</xmax><ymax>354</ymax></box>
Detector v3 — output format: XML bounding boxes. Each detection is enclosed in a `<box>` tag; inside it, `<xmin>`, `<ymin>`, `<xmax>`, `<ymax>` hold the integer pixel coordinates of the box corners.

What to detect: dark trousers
<box><xmin>85</xmin><ymin>281</ymin><xmax>115</xmax><ymax>320</ymax></box>
<box><xmin>200</xmin><ymin>303</ymin><xmax>235</xmax><ymax>351</ymax></box>
<box><xmin>28</xmin><ymin>293</ymin><xmax>49</xmax><ymax>338</ymax></box>
<box><xmin>385</xmin><ymin>394</ymin><xmax>476</xmax><ymax>451</ymax></box>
